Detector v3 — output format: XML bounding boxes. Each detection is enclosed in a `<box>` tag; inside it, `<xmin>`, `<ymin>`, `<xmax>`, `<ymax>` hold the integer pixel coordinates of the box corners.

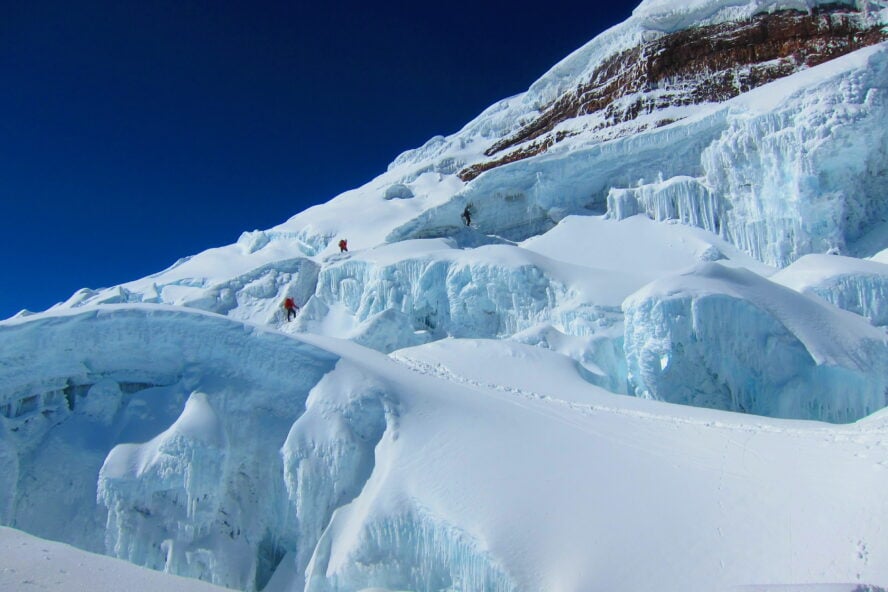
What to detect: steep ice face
<box><xmin>279</xmin><ymin>361</ymin><xmax>394</xmax><ymax>585</ymax></box>
<box><xmin>772</xmin><ymin>254</ymin><xmax>888</xmax><ymax>327</ymax></box>
<box><xmin>99</xmin><ymin>392</ymin><xmax>235</xmax><ymax>583</ymax></box>
<box><xmin>624</xmin><ymin>263</ymin><xmax>888</xmax><ymax>421</ymax></box>
<box><xmin>606</xmin><ymin>45</ymin><xmax>888</xmax><ymax>266</ymax></box>
<box><xmin>388</xmin><ymin>109</ymin><xmax>729</xmax><ymax>244</ymax></box>
<box><xmin>607</xmin><ymin>176</ymin><xmax>724</xmax><ymax>234</ymax></box>
<box><xmin>304</xmin><ymin>507</ymin><xmax>517</xmax><ymax>592</ymax></box>
<box><xmin>0</xmin><ymin>424</ymin><xmax>17</xmax><ymax>524</ymax></box>
<box><xmin>389</xmin><ymin>45</ymin><xmax>888</xmax><ymax>267</ymax></box>
<box><xmin>0</xmin><ymin>307</ymin><xmax>338</xmax><ymax>590</ymax></box>
<box><xmin>297</xmin><ymin>239</ymin><xmax>629</xmax><ymax>349</ymax></box>
<box><xmin>699</xmin><ymin>46</ymin><xmax>888</xmax><ymax>265</ymax></box>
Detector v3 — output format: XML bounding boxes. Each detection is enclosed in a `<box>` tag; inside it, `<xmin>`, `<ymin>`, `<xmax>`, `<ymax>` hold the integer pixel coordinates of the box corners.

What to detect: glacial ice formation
<box><xmin>3</xmin><ymin>303</ymin><xmax>888</xmax><ymax>591</ymax></box>
<box><xmin>386</xmin><ymin>44</ymin><xmax>888</xmax><ymax>267</ymax></box>
<box><xmin>5</xmin><ymin>2</ymin><xmax>888</xmax><ymax>590</ymax></box>
<box><xmin>279</xmin><ymin>361</ymin><xmax>393</xmax><ymax>585</ymax></box>
<box><xmin>624</xmin><ymin>263</ymin><xmax>888</xmax><ymax>421</ymax></box>
<box><xmin>297</xmin><ymin>239</ymin><xmax>627</xmax><ymax>345</ymax></box>
<box><xmin>53</xmin><ymin>45</ymin><xmax>888</xmax><ymax>349</ymax></box>
<box><xmin>0</xmin><ymin>422</ymin><xmax>17</xmax><ymax>524</ymax></box>
<box><xmin>605</xmin><ymin>45</ymin><xmax>888</xmax><ymax>266</ymax></box>
<box><xmin>99</xmin><ymin>392</ymin><xmax>235</xmax><ymax>583</ymax></box>
<box><xmin>304</xmin><ymin>507</ymin><xmax>517</xmax><ymax>592</ymax></box>
<box><xmin>0</xmin><ymin>307</ymin><xmax>337</xmax><ymax>590</ymax></box>
<box><xmin>773</xmin><ymin>254</ymin><xmax>888</xmax><ymax>327</ymax></box>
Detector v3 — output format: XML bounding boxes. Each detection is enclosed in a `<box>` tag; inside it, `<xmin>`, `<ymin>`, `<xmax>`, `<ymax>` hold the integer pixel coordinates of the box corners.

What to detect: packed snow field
<box><xmin>3</xmin><ymin>0</ymin><xmax>888</xmax><ymax>590</ymax></box>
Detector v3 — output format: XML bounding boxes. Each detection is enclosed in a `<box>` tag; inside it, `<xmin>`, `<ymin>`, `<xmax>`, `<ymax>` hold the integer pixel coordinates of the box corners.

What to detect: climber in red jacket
<box><xmin>338</xmin><ymin>238</ymin><xmax>348</xmax><ymax>253</ymax></box>
<box><xmin>283</xmin><ymin>297</ymin><xmax>298</xmax><ymax>321</ymax></box>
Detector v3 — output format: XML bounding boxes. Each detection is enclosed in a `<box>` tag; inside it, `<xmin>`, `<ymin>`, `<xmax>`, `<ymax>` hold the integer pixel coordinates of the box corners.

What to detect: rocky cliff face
<box><xmin>460</xmin><ymin>5</ymin><xmax>886</xmax><ymax>181</ymax></box>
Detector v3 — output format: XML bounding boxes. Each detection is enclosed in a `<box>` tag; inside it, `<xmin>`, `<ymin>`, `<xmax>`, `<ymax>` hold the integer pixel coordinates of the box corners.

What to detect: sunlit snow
<box><xmin>3</xmin><ymin>0</ymin><xmax>888</xmax><ymax>590</ymax></box>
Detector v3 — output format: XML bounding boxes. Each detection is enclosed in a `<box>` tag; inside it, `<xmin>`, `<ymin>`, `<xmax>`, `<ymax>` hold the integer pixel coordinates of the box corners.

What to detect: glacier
<box><xmin>0</xmin><ymin>307</ymin><xmax>337</xmax><ymax>590</ymax></box>
<box><xmin>4</xmin><ymin>0</ymin><xmax>888</xmax><ymax>589</ymax></box>
<box><xmin>3</xmin><ymin>306</ymin><xmax>888</xmax><ymax>591</ymax></box>
<box><xmin>606</xmin><ymin>44</ymin><xmax>888</xmax><ymax>267</ymax></box>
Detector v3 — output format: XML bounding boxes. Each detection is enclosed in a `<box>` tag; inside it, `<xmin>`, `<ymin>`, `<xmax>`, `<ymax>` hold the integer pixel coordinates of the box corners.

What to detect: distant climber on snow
<box><xmin>283</xmin><ymin>297</ymin><xmax>298</xmax><ymax>321</ymax></box>
<box><xmin>461</xmin><ymin>206</ymin><xmax>472</xmax><ymax>227</ymax></box>
<box><xmin>338</xmin><ymin>238</ymin><xmax>348</xmax><ymax>253</ymax></box>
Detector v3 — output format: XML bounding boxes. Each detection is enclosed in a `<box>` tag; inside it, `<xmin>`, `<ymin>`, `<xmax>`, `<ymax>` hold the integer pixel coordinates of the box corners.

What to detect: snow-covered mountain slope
<box><xmin>51</xmin><ymin>3</ymin><xmax>888</xmax><ymax>316</ymax></box>
<box><xmin>2</xmin><ymin>306</ymin><xmax>888</xmax><ymax>592</ymax></box>
<box><xmin>5</xmin><ymin>0</ymin><xmax>888</xmax><ymax>590</ymax></box>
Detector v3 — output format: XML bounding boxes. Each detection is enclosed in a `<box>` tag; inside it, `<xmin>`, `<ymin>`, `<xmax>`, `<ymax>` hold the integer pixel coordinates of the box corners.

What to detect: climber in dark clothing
<box><xmin>283</xmin><ymin>297</ymin><xmax>298</xmax><ymax>321</ymax></box>
<box><xmin>338</xmin><ymin>238</ymin><xmax>348</xmax><ymax>253</ymax></box>
<box><xmin>461</xmin><ymin>206</ymin><xmax>472</xmax><ymax>227</ymax></box>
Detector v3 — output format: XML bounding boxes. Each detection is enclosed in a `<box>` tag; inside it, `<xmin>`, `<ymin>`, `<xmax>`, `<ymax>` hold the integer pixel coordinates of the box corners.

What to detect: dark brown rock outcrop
<box><xmin>459</xmin><ymin>6</ymin><xmax>886</xmax><ymax>182</ymax></box>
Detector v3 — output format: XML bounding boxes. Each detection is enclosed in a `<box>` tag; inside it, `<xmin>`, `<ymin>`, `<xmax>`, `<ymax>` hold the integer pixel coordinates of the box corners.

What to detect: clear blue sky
<box><xmin>1</xmin><ymin>0</ymin><xmax>638</xmax><ymax>319</ymax></box>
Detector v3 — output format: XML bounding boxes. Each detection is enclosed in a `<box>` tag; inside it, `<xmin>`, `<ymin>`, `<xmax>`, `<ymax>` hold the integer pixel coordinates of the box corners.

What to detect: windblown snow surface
<box><xmin>3</xmin><ymin>0</ymin><xmax>888</xmax><ymax>590</ymax></box>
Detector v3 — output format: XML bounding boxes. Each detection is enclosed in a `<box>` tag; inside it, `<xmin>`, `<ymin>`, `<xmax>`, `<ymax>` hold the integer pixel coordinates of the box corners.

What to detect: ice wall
<box><xmin>699</xmin><ymin>51</ymin><xmax>888</xmax><ymax>266</ymax></box>
<box><xmin>279</xmin><ymin>361</ymin><xmax>394</xmax><ymax>586</ymax></box>
<box><xmin>2</xmin><ymin>307</ymin><xmax>513</xmax><ymax>592</ymax></box>
<box><xmin>0</xmin><ymin>307</ymin><xmax>338</xmax><ymax>590</ymax></box>
<box><xmin>0</xmin><ymin>423</ymin><xmax>17</xmax><ymax>524</ymax></box>
<box><xmin>304</xmin><ymin>508</ymin><xmax>517</xmax><ymax>592</ymax></box>
<box><xmin>606</xmin><ymin>176</ymin><xmax>726</xmax><ymax>235</ymax></box>
<box><xmin>99</xmin><ymin>392</ymin><xmax>236</xmax><ymax>582</ymax></box>
<box><xmin>300</xmin><ymin>243</ymin><xmax>625</xmax><ymax>352</ymax></box>
<box><xmin>606</xmin><ymin>46</ymin><xmax>888</xmax><ymax>267</ymax></box>
<box><xmin>773</xmin><ymin>254</ymin><xmax>888</xmax><ymax>327</ymax></box>
<box><xmin>623</xmin><ymin>263</ymin><xmax>888</xmax><ymax>422</ymax></box>
<box><xmin>388</xmin><ymin>111</ymin><xmax>726</xmax><ymax>244</ymax></box>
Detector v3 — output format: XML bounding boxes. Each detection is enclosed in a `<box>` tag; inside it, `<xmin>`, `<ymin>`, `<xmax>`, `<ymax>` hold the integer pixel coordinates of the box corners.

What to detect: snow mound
<box><xmin>285</xmin><ymin>332</ymin><xmax>888</xmax><ymax>591</ymax></box>
<box><xmin>0</xmin><ymin>526</ymin><xmax>233</xmax><ymax>592</ymax></box>
<box><xmin>390</xmin><ymin>337</ymin><xmax>616</xmax><ymax>404</ymax></box>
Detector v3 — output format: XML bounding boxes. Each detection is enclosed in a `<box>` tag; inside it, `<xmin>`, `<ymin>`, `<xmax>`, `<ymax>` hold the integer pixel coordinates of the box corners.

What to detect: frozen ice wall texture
<box><xmin>0</xmin><ymin>308</ymin><xmax>338</xmax><ymax>590</ymax></box>
<box><xmin>624</xmin><ymin>264</ymin><xmax>888</xmax><ymax>422</ymax></box>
